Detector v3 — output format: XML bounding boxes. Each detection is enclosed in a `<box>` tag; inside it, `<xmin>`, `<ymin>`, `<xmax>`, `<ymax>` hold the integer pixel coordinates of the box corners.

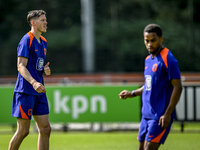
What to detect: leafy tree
<box><xmin>0</xmin><ymin>0</ymin><xmax>200</xmax><ymax>75</ymax></box>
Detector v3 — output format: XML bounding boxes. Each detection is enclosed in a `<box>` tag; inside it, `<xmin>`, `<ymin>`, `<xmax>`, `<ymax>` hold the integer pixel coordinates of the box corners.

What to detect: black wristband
<box><xmin>132</xmin><ymin>90</ymin><xmax>136</xmax><ymax>96</ymax></box>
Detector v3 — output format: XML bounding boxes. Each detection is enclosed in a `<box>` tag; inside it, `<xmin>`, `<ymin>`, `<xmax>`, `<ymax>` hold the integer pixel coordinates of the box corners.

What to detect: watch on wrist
<box><xmin>132</xmin><ymin>90</ymin><xmax>136</xmax><ymax>96</ymax></box>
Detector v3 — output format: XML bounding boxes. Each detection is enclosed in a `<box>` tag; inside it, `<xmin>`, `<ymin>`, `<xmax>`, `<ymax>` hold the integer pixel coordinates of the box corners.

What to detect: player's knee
<box><xmin>39</xmin><ymin>124</ymin><xmax>51</xmax><ymax>137</ymax></box>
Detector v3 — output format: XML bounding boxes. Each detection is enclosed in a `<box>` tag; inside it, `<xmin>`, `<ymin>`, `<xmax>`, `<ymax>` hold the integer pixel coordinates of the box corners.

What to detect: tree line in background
<box><xmin>0</xmin><ymin>0</ymin><xmax>200</xmax><ymax>76</ymax></box>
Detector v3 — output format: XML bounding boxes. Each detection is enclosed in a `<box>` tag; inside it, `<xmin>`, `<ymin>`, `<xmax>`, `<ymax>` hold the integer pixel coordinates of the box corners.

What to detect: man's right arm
<box><xmin>119</xmin><ymin>86</ymin><xmax>144</xmax><ymax>99</ymax></box>
<box><xmin>17</xmin><ymin>56</ymin><xmax>46</xmax><ymax>93</ymax></box>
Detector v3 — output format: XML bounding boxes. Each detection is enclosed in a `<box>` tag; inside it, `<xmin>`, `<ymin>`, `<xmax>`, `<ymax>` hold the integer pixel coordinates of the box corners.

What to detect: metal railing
<box><xmin>176</xmin><ymin>85</ymin><xmax>200</xmax><ymax>131</ymax></box>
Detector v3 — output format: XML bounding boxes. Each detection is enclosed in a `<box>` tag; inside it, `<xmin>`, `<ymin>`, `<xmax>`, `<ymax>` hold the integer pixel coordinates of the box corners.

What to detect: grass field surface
<box><xmin>1</xmin><ymin>123</ymin><xmax>200</xmax><ymax>150</ymax></box>
<box><xmin>1</xmin><ymin>131</ymin><xmax>200</xmax><ymax>150</ymax></box>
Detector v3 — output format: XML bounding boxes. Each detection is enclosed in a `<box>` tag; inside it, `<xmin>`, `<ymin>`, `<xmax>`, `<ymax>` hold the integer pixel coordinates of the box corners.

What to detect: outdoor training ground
<box><xmin>1</xmin><ymin>73</ymin><xmax>200</xmax><ymax>149</ymax></box>
<box><xmin>0</xmin><ymin>123</ymin><xmax>200</xmax><ymax>150</ymax></box>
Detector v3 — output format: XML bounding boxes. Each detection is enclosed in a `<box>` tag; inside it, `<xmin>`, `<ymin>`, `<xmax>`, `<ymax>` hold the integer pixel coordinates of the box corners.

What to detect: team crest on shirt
<box><xmin>152</xmin><ymin>63</ymin><xmax>158</xmax><ymax>72</ymax></box>
<box><xmin>36</xmin><ymin>57</ymin><xmax>44</xmax><ymax>71</ymax></box>
<box><xmin>44</xmin><ymin>48</ymin><xmax>47</xmax><ymax>55</ymax></box>
<box><xmin>145</xmin><ymin>75</ymin><xmax>152</xmax><ymax>91</ymax></box>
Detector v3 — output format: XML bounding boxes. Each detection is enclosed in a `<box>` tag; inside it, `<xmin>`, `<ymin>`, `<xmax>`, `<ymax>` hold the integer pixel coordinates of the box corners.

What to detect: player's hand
<box><xmin>119</xmin><ymin>90</ymin><xmax>133</xmax><ymax>99</ymax></box>
<box><xmin>44</xmin><ymin>62</ymin><xmax>51</xmax><ymax>76</ymax></box>
<box><xmin>159</xmin><ymin>114</ymin><xmax>171</xmax><ymax>129</ymax></box>
<box><xmin>32</xmin><ymin>81</ymin><xmax>46</xmax><ymax>93</ymax></box>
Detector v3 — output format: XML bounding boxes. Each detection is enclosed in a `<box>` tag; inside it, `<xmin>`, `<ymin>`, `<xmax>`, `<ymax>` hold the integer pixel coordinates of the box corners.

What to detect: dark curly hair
<box><xmin>143</xmin><ymin>24</ymin><xmax>162</xmax><ymax>37</ymax></box>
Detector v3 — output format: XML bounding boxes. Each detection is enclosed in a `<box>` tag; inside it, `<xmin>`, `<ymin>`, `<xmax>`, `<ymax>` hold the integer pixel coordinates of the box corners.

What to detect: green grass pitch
<box><xmin>1</xmin><ymin>131</ymin><xmax>200</xmax><ymax>150</ymax></box>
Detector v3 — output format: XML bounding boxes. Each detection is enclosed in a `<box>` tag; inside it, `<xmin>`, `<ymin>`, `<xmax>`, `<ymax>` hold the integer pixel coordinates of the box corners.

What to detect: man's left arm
<box><xmin>44</xmin><ymin>62</ymin><xmax>51</xmax><ymax>75</ymax></box>
<box><xmin>159</xmin><ymin>79</ymin><xmax>182</xmax><ymax>128</ymax></box>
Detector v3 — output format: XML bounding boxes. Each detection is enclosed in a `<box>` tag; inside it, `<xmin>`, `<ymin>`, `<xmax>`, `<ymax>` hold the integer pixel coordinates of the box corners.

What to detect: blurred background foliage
<box><xmin>0</xmin><ymin>0</ymin><xmax>200</xmax><ymax>75</ymax></box>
